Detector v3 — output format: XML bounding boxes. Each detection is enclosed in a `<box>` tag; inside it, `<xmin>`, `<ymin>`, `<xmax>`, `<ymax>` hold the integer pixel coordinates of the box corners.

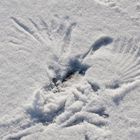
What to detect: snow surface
<box><xmin>0</xmin><ymin>0</ymin><xmax>140</xmax><ymax>139</ymax></box>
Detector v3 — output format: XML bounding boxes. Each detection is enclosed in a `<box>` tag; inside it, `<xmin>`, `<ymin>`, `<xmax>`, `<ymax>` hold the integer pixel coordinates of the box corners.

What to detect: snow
<box><xmin>0</xmin><ymin>0</ymin><xmax>140</xmax><ymax>139</ymax></box>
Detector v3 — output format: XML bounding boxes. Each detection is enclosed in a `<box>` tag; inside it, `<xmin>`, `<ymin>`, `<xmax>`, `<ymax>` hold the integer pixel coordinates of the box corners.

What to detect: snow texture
<box><xmin>0</xmin><ymin>0</ymin><xmax>140</xmax><ymax>140</ymax></box>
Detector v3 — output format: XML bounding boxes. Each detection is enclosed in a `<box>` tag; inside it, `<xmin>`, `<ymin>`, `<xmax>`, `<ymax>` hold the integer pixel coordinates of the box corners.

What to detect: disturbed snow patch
<box><xmin>3</xmin><ymin>15</ymin><xmax>140</xmax><ymax>140</ymax></box>
<box><xmin>25</xmin><ymin>32</ymin><xmax>113</xmax><ymax>127</ymax></box>
<box><xmin>26</xmin><ymin>35</ymin><xmax>140</xmax><ymax>128</ymax></box>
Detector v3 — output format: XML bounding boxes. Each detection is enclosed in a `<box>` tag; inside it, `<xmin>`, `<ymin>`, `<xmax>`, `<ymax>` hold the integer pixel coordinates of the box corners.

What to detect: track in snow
<box><xmin>26</xmin><ymin>35</ymin><xmax>140</xmax><ymax>127</ymax></box>
<box><xmin>25</xmin><ymin>34</ymin><xmax>113</xmax><ymax>127</ymax></box>
<box><xmin>3</xmin><ymin>15</ymin><xmax>140</xmax><ymax>140</ymax></box>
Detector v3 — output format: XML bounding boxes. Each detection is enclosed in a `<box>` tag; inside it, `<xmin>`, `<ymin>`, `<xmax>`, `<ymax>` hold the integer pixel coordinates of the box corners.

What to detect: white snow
<box><xmin>0</xmin><ymin>0</ymin><xmax>140</xmax><ymax>139</ymax></box>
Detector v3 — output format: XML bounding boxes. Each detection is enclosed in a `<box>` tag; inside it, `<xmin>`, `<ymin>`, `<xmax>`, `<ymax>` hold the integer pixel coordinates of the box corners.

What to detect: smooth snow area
<box><xmin>0</xmin><ymin>0</ymin><xmax>140</xmax><ymax>140</ymax></box>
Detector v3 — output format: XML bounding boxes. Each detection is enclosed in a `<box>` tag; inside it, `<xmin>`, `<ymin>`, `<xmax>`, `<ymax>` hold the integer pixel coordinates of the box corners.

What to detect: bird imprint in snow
<box><xmin>25</xmin><ymin>35</ymin><xmax>113</xmax><ymax>128</ymax></box>
<box><xmin>26</xmin><ymin>36</ymin><xmax>140</xmax><ymax>128</ymax></box>
<box><xmin>4</xmin><ymin>15</ymin><xmax>140</xmax><ymax>139</ymax></box>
